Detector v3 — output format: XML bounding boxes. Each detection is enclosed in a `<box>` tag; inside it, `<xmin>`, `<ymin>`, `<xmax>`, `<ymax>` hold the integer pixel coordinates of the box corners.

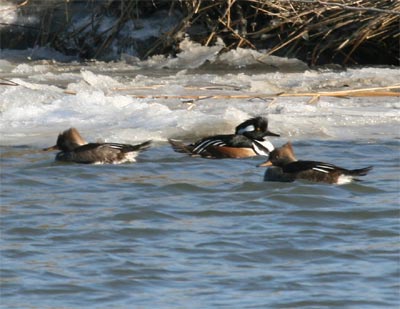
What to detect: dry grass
<box><xmin>180</xmin><ymin>0</ymin><xmax>400</xmax><ymax>65</ymax></box>
<box><xmin>2</xmin><ymin>0</ymin><xmax>399</xmax><ymax>65</ymax></box>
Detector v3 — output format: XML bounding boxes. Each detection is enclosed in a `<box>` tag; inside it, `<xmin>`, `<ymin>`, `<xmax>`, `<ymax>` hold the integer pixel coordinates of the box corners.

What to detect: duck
<box><xmin>258</xmin><ymin>142</ymin><xmax>373</xmax><ymax>184</ymax></box>
<box><xmin>168</xmin><ymin>116</ymin><xmax>279</xmax><ymax>159</ymax></box>
<box><xmin>43</xmin><ymin>128</ymin><xmax>151</xmax><ymax>164</ymax></box>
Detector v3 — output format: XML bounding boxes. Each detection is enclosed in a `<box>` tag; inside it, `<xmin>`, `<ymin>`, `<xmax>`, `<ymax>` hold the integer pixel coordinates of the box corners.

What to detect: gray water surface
<box><xmin>1</xmin><ymin>139</ymin><xmax>399</xmax><ymax>308</ymax></box>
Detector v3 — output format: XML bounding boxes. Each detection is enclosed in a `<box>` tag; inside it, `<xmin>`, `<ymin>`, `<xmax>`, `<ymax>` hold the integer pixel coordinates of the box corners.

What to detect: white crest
<box><xmin>237</xmin><ymin>124</ymin><xmax>255</xmax><ymax>135</ymax></box>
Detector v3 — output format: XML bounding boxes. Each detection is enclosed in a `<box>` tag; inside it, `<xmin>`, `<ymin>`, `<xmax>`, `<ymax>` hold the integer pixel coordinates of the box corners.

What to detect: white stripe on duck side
<box><xmin>106</xmin><ymin>143</ymin><xmax>126</xmax><ymax>150</ymax></box>
<box><xmin>312</xmin><ymin>167</ymin><xmax>330</xmax><ymax>173</ymax></box>
<box><xmin>193</xmin><ymin>139</ymin><xmax>226</xmax><ymax>153</ymax></box>
<box><xmin>312</xmin><ymin>164</ymin><xmax>336</xmax><ymax>174</ymax></box>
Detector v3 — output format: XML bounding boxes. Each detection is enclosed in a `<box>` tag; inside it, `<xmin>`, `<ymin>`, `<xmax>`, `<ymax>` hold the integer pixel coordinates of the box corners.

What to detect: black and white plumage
<box><xmin>44</xmin><ymin>128</ymin><xmax>151</xmax><ymax>164</ymax></box>
<box><xmin>168</xmin><ymin>116</ymin><xmax>279</xmax><ymax>159</ymax></box>
<box><xmin>259</xmin><ymin>142</ymin><xmax>373</xmax><ymax>184</ymax></box>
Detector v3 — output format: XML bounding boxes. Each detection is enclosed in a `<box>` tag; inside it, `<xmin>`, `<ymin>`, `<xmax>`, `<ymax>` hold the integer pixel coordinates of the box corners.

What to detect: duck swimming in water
<box><xmin>258</xmin><ymin>142</ymin><xmax>372</xmax><ymax>184</ymax></box>
<box><xmin>44</xmin><ymin>128</ymin><xmax>151</xmax><ymax>164</ymax></box>
<box><xmin>168</xmin><ymin>116</ymin><xmax>279</xmax><ymax>159</ymax></box>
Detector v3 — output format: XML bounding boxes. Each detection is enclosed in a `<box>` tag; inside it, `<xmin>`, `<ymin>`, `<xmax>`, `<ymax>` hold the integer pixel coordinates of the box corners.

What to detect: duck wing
<box><xmin>283</xmin><ymin>161</ymin><xmax>341</xmax><ymax>174</ymax></box>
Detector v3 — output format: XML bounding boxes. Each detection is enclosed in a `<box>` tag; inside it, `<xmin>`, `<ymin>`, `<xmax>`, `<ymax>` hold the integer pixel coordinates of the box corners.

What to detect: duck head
<box><xmin>258</xmin><ymin>142</ymin><xmax>297</xmax><ymax>167</ymax></box>
<box><xmin>235</xmin><ymin>116</ymin><xmax>279</xmax><ymax>141</ymax></box>
<box><xmin>43</xmin><ymin>127</ymin><xmax>87</xmax><ymax>151</ymax></box>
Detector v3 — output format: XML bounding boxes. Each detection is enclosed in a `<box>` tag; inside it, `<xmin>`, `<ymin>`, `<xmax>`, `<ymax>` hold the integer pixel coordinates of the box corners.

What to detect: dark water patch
<box><xmin>22</xmin><ymin>284</ymin><xmax>97</xmax><ymax>295</ymax></box>
<box><xmin>311</xmin><ymin>270</ymin><xmax>361</xmax><ymax>282</ymax></box>
<box><xmin>267</xmin><ymin>193</ymin><xmax>350</xmax><ymax>209</ymax></box>
<box><xmin>177</xmin><ymin>209</ymin><xmax>274</xmax><ymax>218</ymax></box>
<box><xmin>196</xmin><ymin>240</ymin><xmax>247</xmax><ymax>250</ymax></box>
<box><xmin>259</xmin><ymin>247</ymin><xmax>342</xmax><ymax>262</ymax></box>
<box><xmin>231</xmin><ymin>181</ymin><xmax>274</xmax><ymax>192</ymax></box>
<box><xmin>12</xmin><ymin>177</ymin><xmax>52</xmax><ymax>187</ymax></box>
<box><xmin>277</xmin><ymin>299</ymin><xmax>390</xmax><ymax>308</ymax></box>
<box><xmin>367</xmin><ymin>229</ymin><xmax>399</xmax><ymax>238</ymax></box>
<box><xmin>114</xmin><ymin>175</ymin><xmax>167</xmax><ymax>189</ymax></box>
<box><xmin>2</xmin><ymin>249</ymin><xmax>44</xmax><ymax>259</ymax></box>
<box><xmin>223</xmin><ymin>252</ymin><xmax>274</xmax><ymax>264</ymax></box>
<box><xmin>5</xmin><ymin>227</ymin><xmax>48</xmax><ymax>236</ymax></box>
<box><xmin>111</xmin><ymin>210</ymin><xmax>178</xmax><ymax>222</ymax></box>
<box><xmin>50</xmin><ymin>230</ymin><xmax>114</xmax><ymax>242</ymax></box>
<box><xmin>345</xmin><ymin>182</ymin><xmax>385</xmax><ymax>194</ymax></box>
<box><xmin>112</xmin><ymin>227</ymin><xmax>178</xmax><ymax>238</ymax></box>
<box><xmin>161</xmin><ymin>182</ymin><xmax>218</xmax><ymax>194</ymax></box>
<box><xmin>288</xmin><ymin>208</ymin><xmax>399</xmax><ymax>221</ymax></box>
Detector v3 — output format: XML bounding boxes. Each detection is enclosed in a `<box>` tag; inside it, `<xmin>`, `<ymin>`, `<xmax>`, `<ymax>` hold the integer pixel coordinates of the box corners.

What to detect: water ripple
<box><xmin>1</xmin><ymin>139</ymin><xmax>399</xmax><ymax>308</ymax></box>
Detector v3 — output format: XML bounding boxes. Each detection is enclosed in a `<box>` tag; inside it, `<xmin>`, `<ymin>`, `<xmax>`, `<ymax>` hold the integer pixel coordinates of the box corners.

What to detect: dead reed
<box><xmin>61</xmin><ymin>85</ymin><xmax>400</xmax><ymax>104</ymax></box>
<box><xmin>2</xmin><ymin>0</ymin><xmax>399</xmax><ymax>65</ymax></box>
<box><xmin>177</xmin><ymin>0</ymin><xmax>400</xmax><ymax>65</ymax></box>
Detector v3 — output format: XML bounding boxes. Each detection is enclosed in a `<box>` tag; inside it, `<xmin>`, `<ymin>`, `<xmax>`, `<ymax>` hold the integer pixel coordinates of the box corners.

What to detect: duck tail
<box><xmin>347</xmin><ymin>166</ymin><xmax>373</xmax><ymax>176</ymax></box>
<box><xmin>124</xmin><ymin>140</ymin><xmax>152</xmax><ymax>153</ymax></box>
<box><xmin>168</xmin><ymin>139</ymin><xmax>194</xmax><ymax>154</ymax></box>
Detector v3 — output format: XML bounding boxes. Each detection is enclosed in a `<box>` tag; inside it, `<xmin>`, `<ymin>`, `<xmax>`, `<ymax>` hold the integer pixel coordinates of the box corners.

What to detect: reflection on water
<box><xmin>1</xmin><ymin>140</ymin><xmax>399</xmax><ymax>308</ymax></box>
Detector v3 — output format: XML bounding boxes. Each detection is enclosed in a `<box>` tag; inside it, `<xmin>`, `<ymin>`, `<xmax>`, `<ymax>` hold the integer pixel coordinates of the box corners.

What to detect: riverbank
<box><xmin>1</xmin><ymin>0</ymin><xmax>399</xmax><ymax>65</ymax></box>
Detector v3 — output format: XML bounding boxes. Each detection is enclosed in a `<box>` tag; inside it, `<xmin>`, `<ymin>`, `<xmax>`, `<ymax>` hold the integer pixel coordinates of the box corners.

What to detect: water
<box><xmin>1</xmin><ymin>46</ymin><xmax>400</xmax><ymax>308</ymax></box>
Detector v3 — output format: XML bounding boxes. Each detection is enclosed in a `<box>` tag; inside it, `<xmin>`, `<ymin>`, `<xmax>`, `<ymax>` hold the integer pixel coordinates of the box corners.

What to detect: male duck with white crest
<box><xmin>168</xmin><ymin>116</ymin><xmax>279</xmax><ymax>159</ymax></box>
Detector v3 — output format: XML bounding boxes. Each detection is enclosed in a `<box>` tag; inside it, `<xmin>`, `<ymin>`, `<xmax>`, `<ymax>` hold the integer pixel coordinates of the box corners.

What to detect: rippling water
<box><xmin>1</xmin><ymin>138</ymin><xmax>399</xmax><ymax>308</ymax></box>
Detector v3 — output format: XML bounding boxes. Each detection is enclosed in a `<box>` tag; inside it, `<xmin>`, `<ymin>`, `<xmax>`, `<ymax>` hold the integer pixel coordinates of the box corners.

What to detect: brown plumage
<box><xmin>259</xmin><ymin>142</ymin><xmax>373</xmax><ymax>184</ymax></box>
<box><xmin>43</xmin><ymin>128</ymin><xmax>151</xmax><ymax>164</ymax></box>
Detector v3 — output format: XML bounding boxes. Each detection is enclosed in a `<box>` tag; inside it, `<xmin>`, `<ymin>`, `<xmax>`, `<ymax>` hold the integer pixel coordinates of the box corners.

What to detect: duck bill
<box><xmin>43</xmin><ymin>145</ymin><xmax>59</xmax><ymax>151</ymax></box>
<box><xmin>264</xmin><ymin>130</ymin><xmax>280</xmax><ymax>137</ymax></box>
<box><xmin>258</xmin><ymin>160</ymin><xmax>273</xmax><ymax>167</ymax></box>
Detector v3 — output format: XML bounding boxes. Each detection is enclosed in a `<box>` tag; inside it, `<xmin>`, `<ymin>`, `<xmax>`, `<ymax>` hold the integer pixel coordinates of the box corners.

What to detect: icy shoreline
<box><xmin>1</xmin><ymin>39</ymin><xmax>399</xmax><ymax>147</ymax></box>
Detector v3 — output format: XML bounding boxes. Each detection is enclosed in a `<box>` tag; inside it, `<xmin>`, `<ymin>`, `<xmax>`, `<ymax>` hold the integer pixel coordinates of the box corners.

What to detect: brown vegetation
<box><xmin>1</xmin><ymin>0</ymin><xmax>399</xmax><ymax>65</ymax></box>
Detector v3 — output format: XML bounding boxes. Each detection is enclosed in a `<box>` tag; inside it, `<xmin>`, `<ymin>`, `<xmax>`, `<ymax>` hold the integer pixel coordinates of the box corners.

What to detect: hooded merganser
<box><xmin>258</xmin><ymin>142</ymin><xmax>373</xmax><ymax>184</ymax></box>
<box><xmin>43</xmin><ymin>128</ymin><xmax>151</xmax><ymax>164</ymax></box>
<box><xmin>168</xmin><ymin>116</ymin><xmax>279</xmax><ymax>159</ymax></box>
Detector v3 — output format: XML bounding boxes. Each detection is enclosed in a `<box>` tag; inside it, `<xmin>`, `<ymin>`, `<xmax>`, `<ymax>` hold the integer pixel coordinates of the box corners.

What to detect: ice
<box><xmin>167</xmin><ymin>38</ymin><xmax>224</xmax><ymax>69</ymax></box>
<box><xmin>1</xmin><ymin>41</ymin><xmax>399</xmax><ymax>146</ymax></box>
<box><xmin>0</xmin><ymin>59</ymin><xmax>14</xmax><ymax>73</ymax></box>
<box><xmin>217</xmin><ymin>48</ymin><xmax>308</xmax><ymax>70</ymax></box>
<box><xmin>12</xmin><ymin>64</ymin><xmax>43</xmax><ymax>74</ymax></box>
<box><xmin>80</xmin><ymin>70</ymin><xmax>123</xmax><ymax>92</ymax></box>
<box><xmin>135</xmin><ymin>38</ymin><xmax>224</xmax><ymax>69</ymax></box>
<box><xmin>131</xmin><ymin>37</ymin><xmax>306</xmax><ymax>71</ymax></box>
<box><xmin>6</xmin><ymin>78</ymin><xmax>63</xmax><ymax>93</ymax></box>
